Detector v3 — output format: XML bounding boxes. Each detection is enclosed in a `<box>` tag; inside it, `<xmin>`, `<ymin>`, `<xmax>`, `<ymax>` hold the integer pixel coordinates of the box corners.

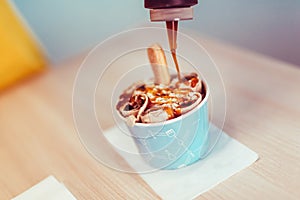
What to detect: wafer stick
<box><xmin>147</xmin><ymin>44</ymin><xmax>171</xmax><ymax>85</ymax></box>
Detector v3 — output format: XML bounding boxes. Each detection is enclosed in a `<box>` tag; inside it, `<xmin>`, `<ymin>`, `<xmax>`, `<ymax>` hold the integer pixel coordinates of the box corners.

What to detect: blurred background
<box><xmin>10</xmin><ymin>0</ymin><xmax>300</xmax><ymax>66</ymax></box>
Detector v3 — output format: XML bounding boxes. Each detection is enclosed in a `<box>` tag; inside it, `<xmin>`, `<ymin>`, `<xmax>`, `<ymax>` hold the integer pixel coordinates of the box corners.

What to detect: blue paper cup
<box><xmin>124</xmin><ymin>80</ymin><xmax>210</xmax><ymax>170</ymax></box>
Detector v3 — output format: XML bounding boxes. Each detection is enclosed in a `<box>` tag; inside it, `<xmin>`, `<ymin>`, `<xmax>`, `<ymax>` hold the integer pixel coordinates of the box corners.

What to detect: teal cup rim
<box><xmin>117</xmin><ymin>78</ymin><xmax>209</xmax><ymax>128</ymax></box>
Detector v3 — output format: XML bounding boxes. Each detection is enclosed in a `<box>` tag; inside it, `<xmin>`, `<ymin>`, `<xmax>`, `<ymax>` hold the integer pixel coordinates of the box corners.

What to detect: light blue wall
<box><xmin>12</xmin><ymin>0</ymin><xmax>148</xmax><ymax>63</ymax></box>
<box><xmin>188</xmin><ymin>0</ymin><xmax>300</xmax><ymax>66</ymax></box>
<box><xmin>12</xmin><ymin>0</ymin><xmax>300</xmax><ymax>66</ymax></box>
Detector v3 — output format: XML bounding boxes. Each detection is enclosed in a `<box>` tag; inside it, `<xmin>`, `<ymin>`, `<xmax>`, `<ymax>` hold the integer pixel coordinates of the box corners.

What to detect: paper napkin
<box><xmin>104</xmin><ymin>124</ymin><xmax>258</xmax><ymax>200</ymax></box>
<box><xmin>12</xmin><ymin>176</ymin><xmax>77</xmax><ymax>200</ymax></box>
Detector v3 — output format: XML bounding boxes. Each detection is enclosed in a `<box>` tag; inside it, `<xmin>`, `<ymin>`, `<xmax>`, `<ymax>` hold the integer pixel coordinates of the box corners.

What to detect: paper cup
<box><xmin>122</xmin><ymin>80</ymin><xmax>210</xmax><ymax>170</ymax></box>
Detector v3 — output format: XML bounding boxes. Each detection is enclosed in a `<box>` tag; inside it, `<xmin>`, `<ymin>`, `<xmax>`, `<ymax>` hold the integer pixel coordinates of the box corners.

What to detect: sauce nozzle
<box><xmin>144</xmin><ymin>0</ymin><xmax>198</xmax><ymax>51</ymax></box>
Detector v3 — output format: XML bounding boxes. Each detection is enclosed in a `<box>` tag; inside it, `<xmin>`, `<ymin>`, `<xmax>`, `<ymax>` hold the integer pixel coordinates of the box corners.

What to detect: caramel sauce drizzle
<box><xmin>117</xmin><ymin>74</ymin><xmax>200</xmax><ymax>121</ymax></box>
<box><xmin>166</xmin><ymin>21</ymin><xmax>182</xmax><ymax>82</ymax></box>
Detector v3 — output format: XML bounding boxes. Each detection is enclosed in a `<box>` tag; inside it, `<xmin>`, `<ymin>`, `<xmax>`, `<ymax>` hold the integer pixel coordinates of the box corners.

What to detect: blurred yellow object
<box><xmin>0</xmin><ymin>0</ymin><xmax>46</xmax><ymax>91</ymax></box>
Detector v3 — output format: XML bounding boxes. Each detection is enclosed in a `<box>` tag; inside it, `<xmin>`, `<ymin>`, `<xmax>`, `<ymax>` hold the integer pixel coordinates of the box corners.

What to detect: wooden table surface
<box><xmin>0</xmin><ymin>36</ymin><xmax>300</xmax><ymax>200</ymax></box>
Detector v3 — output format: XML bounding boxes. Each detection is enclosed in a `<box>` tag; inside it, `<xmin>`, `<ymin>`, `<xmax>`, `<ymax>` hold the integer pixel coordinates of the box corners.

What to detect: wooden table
<box><xmin>1</xmin><ymin>36</ymin><xmax>299</xmax><ymax>200</ymax></box>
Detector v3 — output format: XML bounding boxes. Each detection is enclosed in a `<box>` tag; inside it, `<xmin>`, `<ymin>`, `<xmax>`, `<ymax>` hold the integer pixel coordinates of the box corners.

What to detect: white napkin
<box><xmin>12</xmin><ymin>176</ymin><xmax>77</xmax><ymax>200</ymax></box>
<box><xmin>104</xmin><ymin>124</ymin><xmax>258</xmax><ymax>200</ymax></box>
